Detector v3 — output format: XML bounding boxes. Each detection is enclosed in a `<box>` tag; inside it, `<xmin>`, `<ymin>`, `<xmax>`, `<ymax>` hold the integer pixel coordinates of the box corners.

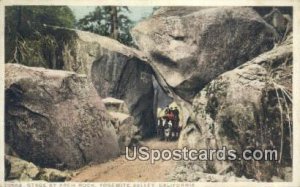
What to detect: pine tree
<box><xmin>5</xmin><ymin>6</ymin><xmax>76</xmax><ymax>67</ymax></box>
<box><xmin>77</xmin><ymin>6</ymin><xmax>134</xmax><ymax>46</ymax></box>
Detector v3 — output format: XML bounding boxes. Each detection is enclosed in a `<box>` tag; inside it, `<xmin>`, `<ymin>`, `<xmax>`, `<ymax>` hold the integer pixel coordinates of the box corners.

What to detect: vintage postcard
<box><xmin>0</xmin><ymin>0</ymin><xmax>299</xmax><ymax>186</ymax></box>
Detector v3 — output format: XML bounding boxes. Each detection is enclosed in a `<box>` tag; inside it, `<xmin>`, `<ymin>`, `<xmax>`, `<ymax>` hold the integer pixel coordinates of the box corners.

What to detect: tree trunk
<box><xmin>110</xmin><ymin>7</ymin><xmax>118</xmax><ymax>39</ymax></box>
<box><xmin>15</xmin><ymin>6</ymin><xmax>23</xmax><ymax>63</ymax></box>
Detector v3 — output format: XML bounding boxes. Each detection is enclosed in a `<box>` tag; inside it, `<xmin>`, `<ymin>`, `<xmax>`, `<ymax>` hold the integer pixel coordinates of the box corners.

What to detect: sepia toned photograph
<box><xmin>1</xmin><ymin>2</ymin><xmax>297</xmax><ymax>184</ymax></box>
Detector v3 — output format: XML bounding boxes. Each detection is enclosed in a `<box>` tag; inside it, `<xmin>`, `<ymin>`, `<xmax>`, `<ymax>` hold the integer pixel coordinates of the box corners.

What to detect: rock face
<box><xmin>178</xmin><ymin>34</ymin><xmax>292</xmax><ymax>181</ymax></box>
<box><xmin>111</xmin><ymin>112</ymin><xmax>139</xmax><ymax>154</ymax></box>
<box><xmin>103</xmin><ymin>97</ymin><xmax>140</xmax><ymax>153</ymax></box>
<box><xmin>103</xmin><ymin>97</ymin><xmax>130</xmax><ymax>114</ymax></box>
<box><xmin>5</xmin><ymin>155</ymin><xmax>72</xmax><ymax>182</ymax></box>
<box><xmin>37</xmin><ymin>168</ymin><xmax>72</xmax><ymax>182</ymax></box>
<box><xmin>51</xmin><ymin>27</ymin><xmax>156</xmax><ymax>137</ymax></box>
<box><xmin>5</xmin><ymin>155</ymin><xmax>40</xmax><ymax>181</ymax></box>
<box><xmin>132</xmin><ymin>7</ymin><xmax>278</xmax><ymax>101</ymax></box>
<box><xmin>168</xmin><ymin>161</ymin><xmax>255</xmax><ymax>182</ymax></box>
<box><xmin>5</xmin><ymin>63</ymin><xmax>119</xmax><ymax>169</ymax></box>
<box><xmin>152</xmin><ymin>7</ymin><xmax>211</xmax><ymax>17</ymax></box>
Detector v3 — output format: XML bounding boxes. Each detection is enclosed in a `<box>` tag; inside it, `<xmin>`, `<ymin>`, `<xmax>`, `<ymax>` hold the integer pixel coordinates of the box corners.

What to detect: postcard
<box><xmin>0</xmin><ymin>0</ymin><xmax>299</xmax><ymax>186</ymax></box>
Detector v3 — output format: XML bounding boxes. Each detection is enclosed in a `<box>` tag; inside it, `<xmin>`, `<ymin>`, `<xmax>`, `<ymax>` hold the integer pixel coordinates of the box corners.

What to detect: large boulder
<box><xmin>103</xmin><ymin>97</ymin><xmax>130</xmax><ymax>114</ymax></box>
<box><xmin>5</xmin><ymin>63</ymin><xmax>119</xmax><ymax>169</ymax></box>
<box><xmin>103</xmin><ymin>97</ymin><xmax>140</xmax><ymax>153</ymax></box>
<box><xmin>5</xmin><ymin>155</ymin><xmax>40</xmax><ymax>181</ymax></box>
<box><xmin>178</xmin><ymin>34</ymin><xmax>292</xmax><ymax>181</ymax></box>
<box><xmin>37</xmin><ymin>168</ymin><xmax>72</xmax><ymax>182</ymax></box>
<box><xmin>132</xmin><ymin>7</ymin><xmax>278</xmax><ymax>101</ymax></box>
<box><xmin>5</xmin><ymin>155</ymin><xmax>72</xmax><ymax>182</ymax></box>
<box><xmin>152</xmin><ymin>7</ymin><xmax>211</xmax><ymax>17</ymax></box>
<box><xmin>50</xmin><ymin>27</ymin><xmax>156</xmax><ymax>137</ymax></box>
<box><xmin>111</xmin><ymin>112</ymin><xmax>139</xmax><ymax>154</ymax></box>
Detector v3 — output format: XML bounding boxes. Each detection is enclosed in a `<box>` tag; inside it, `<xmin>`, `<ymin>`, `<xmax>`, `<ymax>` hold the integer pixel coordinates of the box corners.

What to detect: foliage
<box><xmin>77</xmin><ymin>6</ymin><xmax>134</xmax><ymax>46</ymax></box>
<box><xmin>263</xmin><ymin>55</ymin><xmax>293</xmax><ymax>165</ymax></box>
<box><xmin>5</xmin><ymin>6</ymin><xmax>76</xmax><ymax>68</ymax></box>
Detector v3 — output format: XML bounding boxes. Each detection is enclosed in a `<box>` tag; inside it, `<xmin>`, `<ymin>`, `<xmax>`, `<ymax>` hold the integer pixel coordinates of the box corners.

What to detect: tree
<box><xmin>77</xmin><ymin>6</ymin><xmax>134</xmax><ymax>46</ymax></box>
<box><xmin>110</xmin><ymin>7</ymin><xmax>118</xmax><ymax>39</ymax></box>
<box><xmin>5</xmin><ymin>6</ymin><xmax>76</xmax><ymax>68</ymax></box>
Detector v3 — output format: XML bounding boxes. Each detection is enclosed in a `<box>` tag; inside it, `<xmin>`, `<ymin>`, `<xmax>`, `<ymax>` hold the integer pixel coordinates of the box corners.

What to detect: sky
<box><xmin>69</xmin><ymin>6</ymin><xmax>155</xmax><ymax>22</ymax></box>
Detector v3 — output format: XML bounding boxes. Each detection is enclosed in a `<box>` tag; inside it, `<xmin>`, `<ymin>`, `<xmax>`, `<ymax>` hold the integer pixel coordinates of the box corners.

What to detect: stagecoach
<box><xmin>157</xmin><ymin>113</ymin><xmax>181</xmax><ymax>141</ymax></box>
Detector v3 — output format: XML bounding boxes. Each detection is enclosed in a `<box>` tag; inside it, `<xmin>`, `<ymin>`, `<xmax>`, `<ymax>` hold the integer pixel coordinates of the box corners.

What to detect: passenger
<box><xmin>165</xmin><ymin>106</ymin><xmax>170</xmax><ymax>115</ymax></box>
<box><xmin>173</xmin><ymin>107</ymin><xmax>179</xmax><ymax>127</ymax></box>
<box><xmin>157</xmin><ymin>117</ymin><xmax>164</xmax><ymax>140</ymax></box>
<box><xmin>172</xmin><ymin>107</ymin><xmax>180</xmax><ymax>139</ymax></box>
<box><xmin>167</xmin><ymin>107</ymin><xmax>175</xmax><ymax>121</ymax></box>
<box><xmin>164</xmin><ymin>120</ymin><xmax>173</xmax><ymax>141</ymax></box>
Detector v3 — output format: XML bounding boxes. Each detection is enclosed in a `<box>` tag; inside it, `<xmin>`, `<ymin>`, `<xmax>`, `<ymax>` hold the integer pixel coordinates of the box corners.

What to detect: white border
<box><xmin>0</xmin><ymin>1</ymin><xmax>5</xmax><ymax>185</ymax></box>
<box><xmin>0</xmin><ymin>0</ymin><xmax>299</xmax><ymax>186</ymax></box>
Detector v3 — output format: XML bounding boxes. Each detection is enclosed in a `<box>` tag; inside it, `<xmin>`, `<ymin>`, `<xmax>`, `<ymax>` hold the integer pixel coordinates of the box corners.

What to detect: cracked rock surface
<box><xmin>56</xmin><ymin>28</ymin><xmax>156</xmax><ymax>137</ymax></box>
<box><xmin>178</xmin><ymin>34</ymin><xmax>292</xmax><ymax>181</ymax></box>
<box><xmin>5</xmin><ymin>63</ymin><xmax>119</xmax><ymax>169</ymax></box>
<box><xmin>132</xmin><ymin>7</ymin><xmax>278</xmax><ymax>101</ymax></box>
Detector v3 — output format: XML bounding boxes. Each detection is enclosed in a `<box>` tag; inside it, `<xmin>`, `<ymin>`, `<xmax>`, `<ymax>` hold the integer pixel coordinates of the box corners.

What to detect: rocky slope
<box><xmin>102</xmin><ymin>97</ymin><xmax>140</xmax><ymax>154</ymax></box>
<box><xmin>4</xmin><ymin>6</ymin><xmax>293</xmax><ymax>182</ymax></box>
<box><xmin>178</xmin><ymin>34</ymin><xmax>292</xmax><ymax>181</ymax></box>
<box><xmin>132</xmin><ymin>7</ymin><xmax>279</xmax><ymax>102</ymax></box>
<box><xmin>17</xmin><ymin>25</ymin><xmax>157</xmax><ymax>137</ymax></box>
<box><xmin>5</xmin><ymin>64</ymin><xmax>119</xmax><ymax>169</ymax></box>
<box><xmin>51</xmin><ymin>28</ymin><xmax>156</xmax><ymax>137</ymax></box>
<box><xmin>5</xmin><ymin>155</ymin><xmax>73</xmax><ymax>182</ymax></box>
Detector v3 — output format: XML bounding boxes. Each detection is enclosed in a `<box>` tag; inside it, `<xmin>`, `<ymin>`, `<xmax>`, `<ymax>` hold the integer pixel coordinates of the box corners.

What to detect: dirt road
<box><xmin>71</xmin><ymin>138</ymin><xmax>178</xmax><ymax>182</ymax></box>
